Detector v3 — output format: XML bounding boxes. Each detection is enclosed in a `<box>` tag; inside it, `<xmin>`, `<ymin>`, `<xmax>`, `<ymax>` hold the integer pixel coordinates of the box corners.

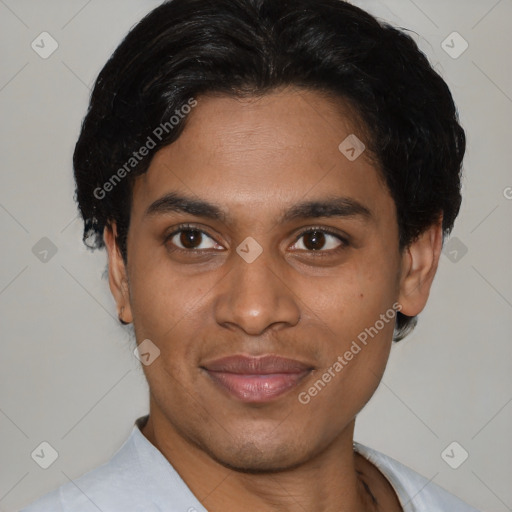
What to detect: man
<box><xmin>22</xmin><ymin>0</ymin><xmax>479</xmax><ymax>510</ymax></box>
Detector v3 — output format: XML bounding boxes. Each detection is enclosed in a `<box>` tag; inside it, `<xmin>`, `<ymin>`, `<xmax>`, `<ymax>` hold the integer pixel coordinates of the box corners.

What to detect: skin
<box><xmin>104</xmin><ymin>87</ymin><xmax>443</xmax><ymax>512</ymax></box>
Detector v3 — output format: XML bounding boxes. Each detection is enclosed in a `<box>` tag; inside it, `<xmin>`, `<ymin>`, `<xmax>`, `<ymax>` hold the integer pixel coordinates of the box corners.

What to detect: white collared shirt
<box><xmin>21</xmin><ymin>415</ymin><xmax>480</xmax><ymax>512</ymax></box>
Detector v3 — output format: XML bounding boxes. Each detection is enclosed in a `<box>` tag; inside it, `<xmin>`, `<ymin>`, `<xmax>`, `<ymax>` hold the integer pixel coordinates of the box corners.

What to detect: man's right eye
<box><xmin>164</xmin><ymin>225</ymin><xmax>224</xmax><ymax>252</ymax></box>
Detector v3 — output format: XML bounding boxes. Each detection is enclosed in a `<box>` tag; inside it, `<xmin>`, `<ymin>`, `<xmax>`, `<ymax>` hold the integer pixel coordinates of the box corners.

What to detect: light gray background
<box><xmin>1</xmin><ymin>0</ymin><xmax>511</xmax><ymax>511</ymax></box>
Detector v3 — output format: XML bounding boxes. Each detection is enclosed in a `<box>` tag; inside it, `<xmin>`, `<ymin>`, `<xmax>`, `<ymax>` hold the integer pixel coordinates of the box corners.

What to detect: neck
<box><xmin>139</xmin><ymin>408</ymin><xmax>396</xmax><ymax>512</ymax></box>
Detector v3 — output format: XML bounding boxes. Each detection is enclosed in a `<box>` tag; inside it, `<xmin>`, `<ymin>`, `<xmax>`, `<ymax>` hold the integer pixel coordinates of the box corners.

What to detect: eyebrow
<box><xmin>145</xmin><ymin>192</ymin><xmax>227</xmax><ymax>221</ymax></box>
<box><xmin>144</xmin><ymin>192</ymin><xmax>372</xmax><ymax>224</ymax></box>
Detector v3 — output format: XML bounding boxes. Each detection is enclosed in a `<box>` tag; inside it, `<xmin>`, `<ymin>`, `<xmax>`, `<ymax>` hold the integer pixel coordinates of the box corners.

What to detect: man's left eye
<box><xmin>290</xmin><ymin>230</ymin><xmax>347</xmax><ymax>252</ymax></box>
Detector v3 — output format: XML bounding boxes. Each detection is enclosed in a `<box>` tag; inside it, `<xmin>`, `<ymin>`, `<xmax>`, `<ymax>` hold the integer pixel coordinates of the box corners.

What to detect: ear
<box><xmin>104</xmin><ymin>222</ymin><xmax>133</xmax><ymax>324</ymax></box>
<box><xmin>397</xmin><ymin>218</ymin><xmax>443</xmax><ymax>317</ymax></box>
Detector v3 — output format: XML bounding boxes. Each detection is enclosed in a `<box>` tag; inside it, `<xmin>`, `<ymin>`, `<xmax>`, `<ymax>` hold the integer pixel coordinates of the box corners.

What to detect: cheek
<box><xmin>301</xmin><ymin>261</ymin><xmax>398</xmax><ymax>395</ymax></box>
<box><xmin>303</xmin><ymin>259</ymin><xmax>398</xmax><ymax>338</ymax></box>
<box><xmin>296</xmin><ymin>329</ymin><xmax>393</xmax><ymax>435</ymax></box>
<box><xmin>127</xmin><ymin>247</ymin><xmax>209</xmax><ymax>333</ymax></box>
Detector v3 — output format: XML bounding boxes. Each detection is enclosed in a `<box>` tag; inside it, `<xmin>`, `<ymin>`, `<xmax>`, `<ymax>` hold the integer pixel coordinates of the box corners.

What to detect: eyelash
<box><xmin>163</xmin><ymin>223</ymin><xmax>350</xmax><ymax>255</ymax></box>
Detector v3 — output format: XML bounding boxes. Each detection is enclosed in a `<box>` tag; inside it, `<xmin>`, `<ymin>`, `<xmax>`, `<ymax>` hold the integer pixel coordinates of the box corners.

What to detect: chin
<box><xmin>199</xmin><ymin>435</ymin><xmax>313</xmax><ymax>474</ymax></box>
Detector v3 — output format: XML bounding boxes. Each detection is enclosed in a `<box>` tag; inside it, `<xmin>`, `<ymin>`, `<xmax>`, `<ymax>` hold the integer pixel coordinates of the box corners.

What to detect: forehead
<box><xmin>131</xmin><ymin>88</ymin><xmax>393</xmax><ymax>225</ymax></box>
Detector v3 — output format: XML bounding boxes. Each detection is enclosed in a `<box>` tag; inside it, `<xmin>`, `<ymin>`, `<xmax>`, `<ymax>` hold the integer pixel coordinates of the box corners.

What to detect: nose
<box><xmin>213</xmin><ymin>246</ymin><xmax>301</xmax><ymax>336</ymax></box>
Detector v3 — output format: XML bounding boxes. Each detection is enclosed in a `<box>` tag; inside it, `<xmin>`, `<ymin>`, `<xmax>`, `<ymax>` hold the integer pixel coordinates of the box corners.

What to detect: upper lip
<box><xmin>201</xmin><ymin>355</ymin><xmax>313</xmax><ymax>375</ymax></box>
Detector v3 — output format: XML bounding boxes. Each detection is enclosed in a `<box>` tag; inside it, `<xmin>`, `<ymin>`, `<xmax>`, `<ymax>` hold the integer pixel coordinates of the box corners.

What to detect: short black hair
<box><xmin>73</xmin><ymin>0</ymin><xmax>466</xmax><ymax>340</ymax></box>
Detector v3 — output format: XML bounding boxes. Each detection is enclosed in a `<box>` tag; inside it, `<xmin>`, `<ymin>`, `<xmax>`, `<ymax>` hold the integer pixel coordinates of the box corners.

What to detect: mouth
<box><xmin>201</xmin><ymin>355</ymin><xmax>314</xmax><ymax>403</ymax></box>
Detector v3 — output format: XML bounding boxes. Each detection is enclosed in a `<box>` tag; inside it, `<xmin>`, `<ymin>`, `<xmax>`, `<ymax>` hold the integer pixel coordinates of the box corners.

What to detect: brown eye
<box><xmin>291</xmin><ymin>229</ymin><xmax>346</xmax><ymax>252</ymax></box>
<box><xmin>179</xmin><ymin>229</ymin><xmax>203</xmax><ymax>249</ymax></box>
<box><xmin>302</xmin><ymin>230</ymin><xmax>326</xmax><ymax>250</ymax></box>
<box><xmin>166</xmin><ymin>227</ymin><xmax>222</xmax><ymax>251</ymax></box>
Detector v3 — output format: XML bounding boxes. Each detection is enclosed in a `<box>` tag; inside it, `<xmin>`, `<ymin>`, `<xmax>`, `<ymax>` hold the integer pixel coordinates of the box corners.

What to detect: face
<box><xmin>106</xmin><ymin>87</ymin><xmax>439</xmax><ymax>472</ymax></box>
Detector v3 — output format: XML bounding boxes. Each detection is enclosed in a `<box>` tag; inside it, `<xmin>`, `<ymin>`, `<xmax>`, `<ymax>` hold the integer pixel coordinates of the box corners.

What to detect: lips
<box><xmin>201</xmin><ymin>355</ymin><xmax>313</xmax><ymax>403</ymax></box>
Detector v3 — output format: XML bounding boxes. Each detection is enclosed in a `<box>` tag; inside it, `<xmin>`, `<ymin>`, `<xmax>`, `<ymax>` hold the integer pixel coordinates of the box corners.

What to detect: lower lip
<box><xmin>205</xmin><ymin>370</ymin><xmax>311</xmax><ymax>403</ymax></box>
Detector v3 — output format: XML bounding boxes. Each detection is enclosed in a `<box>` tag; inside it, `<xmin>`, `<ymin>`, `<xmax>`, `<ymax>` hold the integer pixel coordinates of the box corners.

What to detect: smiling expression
<box><xmin>106</xmin><ymin>87</ymin><xmax>424</xmax><ymax>472</ymax></box>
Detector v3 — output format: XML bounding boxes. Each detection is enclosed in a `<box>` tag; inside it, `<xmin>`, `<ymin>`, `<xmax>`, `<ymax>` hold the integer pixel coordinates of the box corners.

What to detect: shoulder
<box><xmin>353</xmin><ymin>442</ymin><xmax>481</xmax><ymax>512</ymax></box>
<box><xmin>20</xmin><ymin>429</ymin><xmax>151</xmax><ymax>512</ymax></box>
<box><xmin>20</xmin><ymin>417</ymin><xmax>207</xmax><ymax>512</ymax></box>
